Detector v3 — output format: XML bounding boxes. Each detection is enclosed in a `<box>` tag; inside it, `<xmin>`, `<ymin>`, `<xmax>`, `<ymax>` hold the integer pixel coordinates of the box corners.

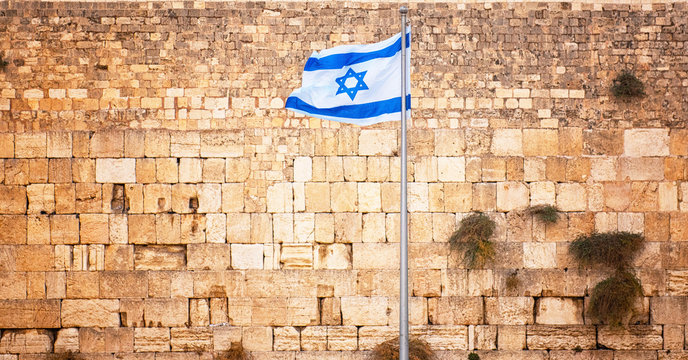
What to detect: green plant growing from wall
<box><xmin>588</xmin><ymin>270</ymin><xmax>643</xmax><ymax>328</ymax></box>
<box><xmin>449</xmin><ymin>213</ymin><xmax>496</xmax><ymax>268</ymax></box>
<box><xmin>569</xmin><ymin>232</ymin><xmax>644</xmax><ymax>269</ymax></box>
<box><xmin>468</xmin><ymin>352</ymin><xmax>481</xmax><ymax>360</ymax></box>
<box><xmin>505</xmin><ymin>270</ymin><xmax>520</xmax><ymax>292</ymax></box>
<box><xmin>611</xmin><ymin>70</ymin><xmax>645</xmax><ymax>98</ymax></box>
<box><xmin>0</xmin><ymin>54</ymin><xmax>8</xmax><ymax>71</ymax></box>
<box><xmin>527</xmin><ymin>204</ymin><xmax>560</xmax><ymax>224</ymax></box>
<box><xmin>370</xmin><ymin>337</ymin><xmax>436</xmax><ymax>360</ymax></box>
<box><xmin>569</xmin><ymin>231</ymin><xmax>645</xmax><ymax>328</ymax></box>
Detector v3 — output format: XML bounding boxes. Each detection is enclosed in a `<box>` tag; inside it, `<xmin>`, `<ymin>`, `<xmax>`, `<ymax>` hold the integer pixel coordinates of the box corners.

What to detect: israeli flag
<box><xmin>286</xmin><ymin>28</ymin><xmax>411</xmax><ymax>126</ymax></box>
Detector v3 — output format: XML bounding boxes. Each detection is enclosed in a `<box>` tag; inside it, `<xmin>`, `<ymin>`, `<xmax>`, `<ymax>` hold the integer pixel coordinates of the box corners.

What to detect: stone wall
<box><xmin>0</xmin><ymin>1</ymin><xmax>687</xmax><ymax>359</ymax></box>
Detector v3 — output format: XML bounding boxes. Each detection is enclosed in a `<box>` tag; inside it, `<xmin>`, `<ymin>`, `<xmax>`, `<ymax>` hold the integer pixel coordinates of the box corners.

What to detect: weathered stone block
<box><xmin>0</xmin><ymin>215</ymin><xmax>27</xmax><ymax>244</ymax></box>
<box><xmin>242</xmin><ymin>327</ymin><xmax>272</xmax><ymax>351</ymax></box>
<box><xmin>498</xmin><ymin>325</ymin><xmax>526</xmax><ymax>350</ymax></box>
<box><xmin>95</xmin><ymin>158</ymin><xmax>136</xmax><ymax>183</ymax></box>
<box><xmin>231</xmin><ymin>244</ymin><xmax>264</xmax><ymax>269</ymax></box>
<box><xmin>341</xmin><ymin>296</ymin><xmax>388</xmax><ymax>326</ymax></box>
<box><xmin>327</xmin><ymin>326</ymin><xmax>357</xmax><ymax>351</ymax></box>
<box><xmin>624</xmin><ymin>129</ymin><xmax>669</xmax><ymax>157</ymax></box>
<box><xmin>597</xmin><ymin>326</ymin><xmax>663</xmax><ymax>350</ymax></box>
<box><xmin>353</xmin><ymin>243</ymin><xmax>398</xmax><ymax>269</ymax></box>
<box><xmin>527</xmin><ymin>325</ymin><xmax>596</xmax><ymax>350</ymax></box>
<box><xmin>411</xmin><ymin>325</ymin><xmax>468</xmax><ymax>350</ymax></box>
<box><xmin>187</xmin><ymin>243</ymin><xmax>231</xmax><ymax>270</ymax></box>
<box><xmin>144</xmin><ymin>298</ymin><xmax>188</xmax><ymax>327</ymax></box>
<box><xmin>170</xmin><ymin>327</ymin><xmax>212</xmax><ymax>352</ymax></box>
<box><xmin>359</xmin><ymin>130</ymin><xmax>396</xmax><ymax>156</ymax></box>
<box><xmin>134</xmin><ymin>327</ymin><xmax>170</xmax><ymax>352</ymax></box>
<box><xmin>485</xmin><ymin>297</ymin><xmax>534</xmax><ymax>325</ymax></box>
<box><xmin>650</xmin><ymin>297</ymin><xmax>688</xmax><ymax>324</ymax></box>
<box><xmin>281</xmin><ymin>244</ymin><xmax>313</xmax><ymax>269</ymax></box>
<box><xmin>14</xmin><ymin>133</ymin><xmax>46</xmax><ymax>158</ymax></box>
<box><xmin>428</xmin><ymin>297</ymin><xmax>483</xmax><ymax>325</ymax></box>
<box><xmin>134</xmin><ymin>245</ymin><xmax>185</xmax><ymax>270</ymax></box>
<box><xmin>0</xmin><ymin>186</ymin><xmax>27</xmax><ymax>215</ymax></box>
<box><xmin>54</xmin><ymin>328</ymin><xmax>79</xmax><ymax>353</ymax></box>
<box><xmin>535</xmin><ymin>298</ymin><xmax>583</xmax><ymax>324</ymax></box>
<box><xmin>100</xmin><ymin>271</ymin><xmax>148</xmax><ymax>298</ymax></box>
<box><xmin>62</xmin><ymin>299</ymin><xmax>120</xmax><ymax>327</ymax></box>
<box><xmin>497</xmin><ymin>182</ymin><xmax>529</xmax><ymax>211</ymax></box>
<box><xmin>0</xmin><ymin>329</ymin><xmax>53</xmax><ymax>354</ymax></box>
<box><xmin>0</xmin><ymin>300</ymin><xmax>60</xmax><ymax>328</ymax></box>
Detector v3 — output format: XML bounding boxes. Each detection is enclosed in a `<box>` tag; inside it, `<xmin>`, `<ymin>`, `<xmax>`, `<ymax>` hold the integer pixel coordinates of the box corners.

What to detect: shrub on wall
<box><xmin>611</xmin><ymin>71</ymin><xmax>645</xmax><ymax>98</ymax></box>
<box><xmin>449</xmin><ymin>213</ymin><xmax>496</xmax><ymax>268</ymax></box>
<box><xmin>569</xmin><ymin>232</ymin><xmax>644</xmax><ymax>269</ymax></box>
<box><xmin>370</xmin><ymin>337</ymin><xmax>435</xmax><ymax>360</ymax></box>
<box><xmin>215</xmin><ymin>344</ymin><xmax>252</xmax><ymax>360</ymax></box>
<box><xmin>569</xmin><ymin>231</ymin><xmax>645</xmax><ymax>328</ymax></box>
<box><xmin>527</xmin><ymin>205</ymin><xmax>560</xmax><ymax>224</ymax></box>
<box><xmin>588</xmin><ymin>270</ymin><xmax>643</xmax><ymax>328</ymax></box>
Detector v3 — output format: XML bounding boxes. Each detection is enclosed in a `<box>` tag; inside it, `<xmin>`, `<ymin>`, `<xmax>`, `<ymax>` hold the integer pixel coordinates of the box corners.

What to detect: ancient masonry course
<box><xmin>0</xmin><ymin>0</ymin><xmax>687</xmax><ymax>358</ymax></box>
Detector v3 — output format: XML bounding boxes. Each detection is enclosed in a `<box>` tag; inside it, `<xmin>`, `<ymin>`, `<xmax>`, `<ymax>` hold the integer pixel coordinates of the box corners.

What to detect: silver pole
<box><xmin>399</xmin><ymin>6</ymin><xmax>409</xmax><ymax>360</ymax></box>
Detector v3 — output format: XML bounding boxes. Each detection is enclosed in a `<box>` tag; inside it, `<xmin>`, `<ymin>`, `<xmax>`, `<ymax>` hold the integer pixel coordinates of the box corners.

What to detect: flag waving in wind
<box><xmin>285</xmin><ymin>28</ymin><xmax>411</xmax><ymax>126</ymax></box>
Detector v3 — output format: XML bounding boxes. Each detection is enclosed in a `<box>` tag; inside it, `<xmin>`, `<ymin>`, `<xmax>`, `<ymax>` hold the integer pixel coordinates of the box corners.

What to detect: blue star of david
<box><xmin>335</xmin><ymin>68</ymin><xmax>369</xmax><ymax>101</ymax></box>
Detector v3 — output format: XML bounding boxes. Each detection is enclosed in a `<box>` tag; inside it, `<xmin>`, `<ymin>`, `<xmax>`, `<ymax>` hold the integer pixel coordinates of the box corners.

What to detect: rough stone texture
<box><xmin>527</xmin><ymin>325</ymin><xmax>596</xmax><ymax>350</ymax></box>
<box><xmin>1</xmin><ymin>1</ymin><xmax>687</xmax><ymax>358</ymax></box>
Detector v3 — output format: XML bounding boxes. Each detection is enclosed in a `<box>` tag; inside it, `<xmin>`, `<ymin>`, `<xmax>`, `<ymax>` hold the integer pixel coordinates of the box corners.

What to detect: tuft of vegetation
<box><xmin>611</xmin><ymin>71</ymin><xmax>645</xmax><ymax>98</ymax></box>
<box><xmin>573</xmin><ymin>346</ymin><xmax>583</xmax><ymax>353</ymax></box>
<box><xmin>0</xmin><ymin>55</ymin><xmax>7</xmax><ymax>71</ymax></box>
<box><xmin>569</xmin><ymin>232</ymin><xmax>644</xmax><ymax>270</ymax></box>
<box><xmin>449</xmin><ymin>213</ymin><xmax>496</xmax><ymax>268</ymax></box>
<box><xmin>588</xmin><ymin>270</ymin><xmax>643</xmax><ymax>329</ymax></box>
<box><xmin>370</xmin><ymin>337</ymin><xmax>435</xmax><ymax>360</ymax></box>
<box><xmin>215</xmin><ymin>343</ymin><xmax>252</xmax><ymax>360</ymax></box>
<box><xmin>528</xmin><ymin>205</ymin><xmax>560</xmax><ymax>224</ymax></box>
<box><xmin>468</xmin><ymin>352</ymin><xmax>481</xmax><ymax>360</ymax></box>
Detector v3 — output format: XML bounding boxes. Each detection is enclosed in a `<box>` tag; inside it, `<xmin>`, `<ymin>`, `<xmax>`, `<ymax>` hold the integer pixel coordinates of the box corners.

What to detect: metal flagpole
<box><xmin>399</xmin><ymin>6</ymin><xmax>409</xmax><ymax>360</ymax></box>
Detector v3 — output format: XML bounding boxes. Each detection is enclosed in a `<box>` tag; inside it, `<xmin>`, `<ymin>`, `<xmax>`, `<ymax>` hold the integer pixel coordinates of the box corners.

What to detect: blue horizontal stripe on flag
<box><xmin>304</xmin><ymin>33</ymin><xmax>410</xmax><ymax>71</ymax></box>
<box><xmin>286</xmin><ymin>94</ymin><xmax>411</xmax><ymax>119</ymax></box>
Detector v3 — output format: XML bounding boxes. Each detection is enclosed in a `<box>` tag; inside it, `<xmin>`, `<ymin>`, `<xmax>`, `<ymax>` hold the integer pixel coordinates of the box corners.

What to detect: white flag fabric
<box><xmin>286</xmin><ymin>28</ymin><xmax>411</xmax><ymax>126</ymax></box>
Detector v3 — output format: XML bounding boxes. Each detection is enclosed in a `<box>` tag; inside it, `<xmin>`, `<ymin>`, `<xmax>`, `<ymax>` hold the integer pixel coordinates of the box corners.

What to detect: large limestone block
<box><xmin>523</xmin><ymin>129</ymin><xmax>559</xmax><ymax>156</ymax></box>
<box><xmin>498</xmin><ymin>325</ymin><xmax>526</xmax><ymax>350</ymax></box>
<box><xmin>556</xmin><ymin>183</ymin><xmax>587</xmax><ymax>211</ymax></box>
<box><xmin>359</xmin><ymin>130</ymin><xmax>396</xmax><ymax>156</ymax></box>
<box><xmin>0</xmin><ymin>186</ymin><xmax>27</xmax><ymax>214</ymax></box>
<box><xmin>327</xmin><ymin>326</ymin><xmax>358</xmax><ymax>351</ymax></box>
<box><xmin>242</xmin><ymin>326</ymin><xmax>272</xmax><ymax>351</ymax></box>
<box><xmin>200</xmin><ymin>131</ymin><xmax>243</xmax><ymax>157</ymax></box>
<box><xmin>294</xmin><ymin>213</ymin><xmax>315</xmax><ymax>243</ymax></box>
<box><xmin>497</xmin><ymin>182</ymin><xmax>529</xmax><ymax>211</ymax></box>
<box><xmin>334</xmin><ymin>213</ymin><xmax>362</xmax><ymax>243</ymax></box>
<box><xmin>288</xmin><ymin>297</ymin><xmax>319</xmax><ymax>326</ymax></box>
<box><xmin>134</xmin><ymin>328</ymin><xmax>170</xmax><ymax>352</ymax></box>
<box><xmin>0</xmin><ymin>300</ymin><xmax>60</xmax><ymax>328</ymax></box>
<box><xmin>523</xmin><ymin>243</ymin><xmax>557</xmax><ymax>269</ymax></box>
<box><xmin>144</xmin><ymin>298</ymin><xmax>188</xmax><ymax>327</ymax></box>
<box><xmin>358</xmin><ymin>326</ymin><xmax>396</xmax><ymax>350</ymax></box>
<box><xmin>619</xmin><ymin>157</ymin><xmax>664</xmax><ymax>181</ymax></box>
<box><xmin>100</xmin><ymin>271</ymin><xmax>147</xmax><ymax>298</ymax></box>
<box><xmin>53</xmin><ymin>328</ymin><xmax>79</xmax><ymax>353</ymax></box>
<box><xmin>330</xmin><ymin>182</ymin><xmax>357</xmax><ymax>212</ymax></box>
<box><xmin>0</xmin><ymin>272</ymin><xmax>25</xmax><ymax>300</ymax></box>
<box><xmin>492</xmin><ymin>129</ymin><xmax>523</xmax><ymax>156</ymax></box>
<box><xmin>134</xmin><ymin>245</ymin><xmax>186</xmax><ymax>270</ymax></box>
<box><xmin>474</xmin><ymin>325</ymin><xmax>497</xmax><ymax>350</ymax></box>
<box><xmin>187</xmin><ymin>243</ymin><xmax>231</xmax><ymax>270</ymax></box>
<box><xmin>0</xmin><ymin>329</ymin><xmax>53</xmax><ymax>353</ymax></box>
<box><xmin>274</xmin><ymin>326</ymin><xmax>300</xmax><ymax>351</ymax></box>
<box><xmin>353</xmin><ymin>243</ymin><xmax>399</xmax><ymax>269</ymax></box>
<box><xmin>535</xmin><ymin>297</ymin><xmax>583</xmax><ymax>324</ymax></box>
<box><xmin>267</xmin><ymin>183</ymin><xmax>293</xmax><ymax>213</ymax></box>
<box><xmin>428</xmin><ymin>297</ymin><xmax>483</xmax><ymax>325</ymax></box>
<box><xmin>301</xmin><ymin>326</ymin><xmax>327</xmax><ymax>351</ymax></box>
<box><xmin>667</xmin><ymin>270</ymin><xmax>688</xmax><ymax>296</ymax></box>
<box><xmin>485</xmin><ymin>297</ymin><xmax>535</xmax><ymax>325</ymax></box>
<box><xmin>597</xmin><ymin>326</ymin><xmax>663</xmax><ymax>350</ymax></box>
<box><xmin>624</xmin><ymin>129</ymin><xmax>669</xmax><ymax>157</ymax></box>
<box><xmin>437</xmin><ymin>157</ymin><xmax>466</xmax><ymax>182</ymax></box>
<box><xmin>170</xmin><ymin>327</ymin><xmax>212</xmax><ymax>352</ymax></box>
<box><xmin>526</xmin><ymin>325</ymin><xmax>596</xmax><ymax>350</ymax></box>
<box><xmin>14</xmin><ymin>133</ymin><xmax>46</xmax><ymax>158</ymax></box>
<box><xmin>62</xmin><ymin>299</ymin><xmax>120</xmax><ymax>327</ymax></box>
<box><xmin>294</xmin><ymin>157</ymin><xmax>313</xmax><ymax>182</ymax></box>
<box><xmin>281</xmin><ymin>244</ymin><xmax>313</xmax><ymax>269</ymax></box>
<box><xmin>26</xmin><ymin>184</ymin><xmax>54</xmax><ymax>214</ymax></box>
<box><xmin>341</xmin><ymin>296</ymin><xmax>388</xmax><ymax>326</ymax></box>
<box><xmin>411</xmin><ymin>325</ymin><xmax>468</xmax><ymax>350</ymax></box>
<box><xmin>314</xmin><ymin>244</ymin><xmax>352</xmax><ymax>269</ymax></box>
<box><xmin>231</xmin><ymin>244</ymin><xmax>263</xmax><ymax>269</ymax></box>
<box><xmin>95</xmin><ymin>158</ymin><xmax>135</xmax><ymax>183</ymax></box>
<box><xmin>650</xmin><ymin>297</ymin><xmax>688</xmax><ymax>324</ymax></box>
<box><xmin>305</xmin><ymin>183</ymin><xmax>330</xmax><ymax>212</ymax></box>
